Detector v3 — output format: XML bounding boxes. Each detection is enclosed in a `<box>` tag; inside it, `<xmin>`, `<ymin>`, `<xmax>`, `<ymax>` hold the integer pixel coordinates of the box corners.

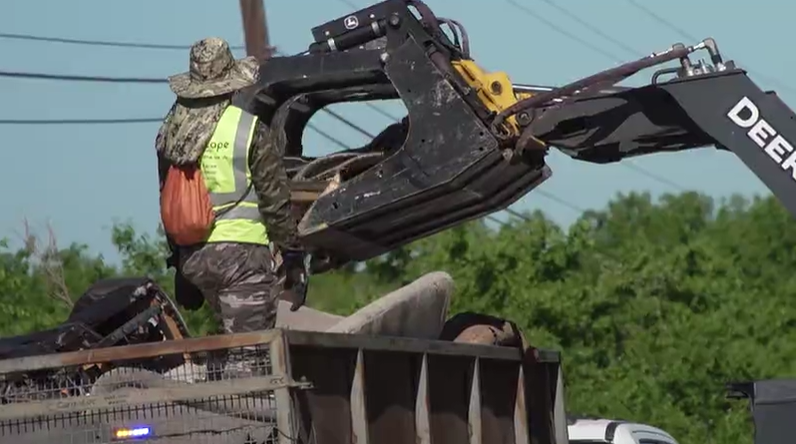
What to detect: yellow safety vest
<box><xmin>199</xmin><ymin>105</ymin><xmax>269</xmax><ymax>245</ymax></box>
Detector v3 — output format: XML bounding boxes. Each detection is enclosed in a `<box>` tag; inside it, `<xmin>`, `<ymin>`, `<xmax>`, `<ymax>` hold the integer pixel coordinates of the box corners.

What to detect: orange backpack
<box><xmin>160</xmin><ymin>164</ymin><xmax>215</xmax><ymax>246</ymax></box>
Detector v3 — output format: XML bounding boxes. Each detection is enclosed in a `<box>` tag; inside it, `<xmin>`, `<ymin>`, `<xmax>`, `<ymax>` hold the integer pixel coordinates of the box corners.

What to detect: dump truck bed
<box><xmin>0</xmin><ymin>328</ymin><xmax>567</xmax><ymax>444</ymax></box>
<box><xmin>728</xmin><ymin>379</ymin><xmax>796</xmax><ymax>444</ymax></box>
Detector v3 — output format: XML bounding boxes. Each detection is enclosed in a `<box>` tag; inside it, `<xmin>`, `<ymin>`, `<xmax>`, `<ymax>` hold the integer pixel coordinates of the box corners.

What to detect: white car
<box><xmin>567</xmin><ymin>417</ymin><xmax>679</xmax><ymax>444</ymax></box>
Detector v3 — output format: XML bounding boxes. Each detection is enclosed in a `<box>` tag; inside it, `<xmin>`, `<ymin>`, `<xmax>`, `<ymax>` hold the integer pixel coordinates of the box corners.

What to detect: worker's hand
<box><xmin>174</xmin><ymin>269</ymin><xmax>205</xmax><ymax>311</ymax></box>
<box><xmin>165</xmin><ymin>250</ymin><xmax>179</xmax><ymax>269</ymax></box>
<box><xmin>282</xmin><ymin>250</ymin><xmax>310</xmax><ymax>311</ymax></box>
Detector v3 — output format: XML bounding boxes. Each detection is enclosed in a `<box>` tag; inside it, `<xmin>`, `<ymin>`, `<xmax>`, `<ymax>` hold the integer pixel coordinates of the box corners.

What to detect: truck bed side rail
<box><xmin>0</xmin><ymin>328</ymin><xmax>566</xmax><ymax>444</ymax></box>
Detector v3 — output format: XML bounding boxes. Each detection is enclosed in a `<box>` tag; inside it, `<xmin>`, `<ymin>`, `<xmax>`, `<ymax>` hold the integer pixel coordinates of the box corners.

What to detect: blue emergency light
<box><xmin>112</xmin><ymin>426</ymin><xmax>151</xmax><ymax>440</ymax></box>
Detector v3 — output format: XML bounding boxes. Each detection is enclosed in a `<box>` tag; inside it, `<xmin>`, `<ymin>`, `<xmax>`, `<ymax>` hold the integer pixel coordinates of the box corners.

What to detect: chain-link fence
<box><xmin>0</xmin><ymin>331</ymin><xmax>300</xmax><ymax>444</ymax></box>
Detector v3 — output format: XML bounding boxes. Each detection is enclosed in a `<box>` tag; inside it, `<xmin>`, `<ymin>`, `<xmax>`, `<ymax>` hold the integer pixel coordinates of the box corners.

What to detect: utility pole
<box><xmin>239</xmin><ymin>0</ymin><xmax>274</xmax><ymax>61</ymax></box>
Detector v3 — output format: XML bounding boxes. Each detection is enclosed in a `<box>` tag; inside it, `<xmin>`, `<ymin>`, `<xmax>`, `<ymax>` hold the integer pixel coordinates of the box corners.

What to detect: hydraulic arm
<box><xmin>235</xmin><ymin>0</ymin><xmax>796</xmax><ymax>271</ymax></box>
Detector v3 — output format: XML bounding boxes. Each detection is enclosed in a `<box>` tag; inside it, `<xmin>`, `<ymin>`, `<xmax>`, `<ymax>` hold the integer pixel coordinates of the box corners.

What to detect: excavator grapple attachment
<box><xmin>237</xmin><ymin>0</ymin><xmax>550</xmax><ymax>268</ymax></box>
<box><xmin>235</xmin><ymin>0</ymin><xmax>796</xmax><ymax>270</ymax></box>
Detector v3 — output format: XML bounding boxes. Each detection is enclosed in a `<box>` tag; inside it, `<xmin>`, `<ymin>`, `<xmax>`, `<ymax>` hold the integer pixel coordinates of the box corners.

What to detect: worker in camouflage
<box><xmin>155</xmin><ymin>37</ymin><xmax>308</xmax><ymax>335</ymax></box>
<box><xmin>178</xmin><ymin>242</ymin><xmax>279</xmax><ymax>334</ymax></box>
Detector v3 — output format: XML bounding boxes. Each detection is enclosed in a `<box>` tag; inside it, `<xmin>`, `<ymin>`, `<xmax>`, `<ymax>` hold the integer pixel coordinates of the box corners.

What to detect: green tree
<box><xmin>0</xmin><ymin>220</ymin><xmax>395</xmax><ymax>336</ymax></box>
<box><xmin>3</xmin><ymin>192</ymin><xmax>795</xmax><ymax>443</ymax></box>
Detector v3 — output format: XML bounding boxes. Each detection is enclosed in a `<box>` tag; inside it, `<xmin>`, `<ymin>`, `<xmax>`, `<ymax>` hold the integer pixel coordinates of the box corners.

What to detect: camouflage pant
<box><xmin>178</xmin><ymin>242</ymin><xmax>279</xmax><ymax>335</ymax></box>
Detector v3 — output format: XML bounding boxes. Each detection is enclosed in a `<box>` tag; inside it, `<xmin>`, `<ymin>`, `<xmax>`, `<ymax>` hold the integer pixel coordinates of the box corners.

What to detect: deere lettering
<box><xmin>728</xmin><ymin>96</ymin><xmax>796</xmax><ymax>180</ymax></box>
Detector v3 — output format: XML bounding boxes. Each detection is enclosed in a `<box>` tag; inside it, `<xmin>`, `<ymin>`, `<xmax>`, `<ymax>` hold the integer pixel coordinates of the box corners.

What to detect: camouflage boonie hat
<box><xmin>168</xmin><ymin>37</ymin><xmax>259</xmax><ymax>99</ymax></box>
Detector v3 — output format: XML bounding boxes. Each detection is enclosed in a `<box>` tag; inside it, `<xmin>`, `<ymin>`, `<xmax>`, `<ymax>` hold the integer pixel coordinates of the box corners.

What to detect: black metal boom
<box><xmin>234</xmin><ymin>0</ymin><xmax>796</xmax><ymax>270</ymax></box>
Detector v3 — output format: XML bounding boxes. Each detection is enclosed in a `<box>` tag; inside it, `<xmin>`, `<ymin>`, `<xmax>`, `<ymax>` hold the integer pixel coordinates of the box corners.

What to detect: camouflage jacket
<box><xmin>155</xmin><ymin>98</ymin><xmax>300</xmax><ymax>251</ymax></box>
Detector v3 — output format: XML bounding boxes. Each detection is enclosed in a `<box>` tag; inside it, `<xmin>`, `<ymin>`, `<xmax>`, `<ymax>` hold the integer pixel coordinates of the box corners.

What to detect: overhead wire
<box><xmin>502</xmin><ymin>0</ymin><xmax>713</xmax><ymax>194</ymax></box>
<box><xmin>22</xmin><ymin>0</ymin><xmax>771</xmax><ymax>220</ymax></box>
<box><xmin>0</xmin><ymin>18</ymin><xmax>582</xmax><ymax>222</ymax></box>
<box><xmin>0</xmin><ymin>32</ymin><xmax>246</xmax><ymax>50</ymax></box>
<box><xmin>331</xmin><ymin>0</ymin><xmax>438</xmax><ymax>107</ymax></box>
<box><xmin>321</xmin><ymin>108</ymin><xmax>375</xmax><ymax>139</ymax></box>
<box><xmin>505</xmin><ymin>0</ymin><xmax>626</xmax><ymax>63</ymax></box>
<box><xmin>334</xmin><ymin>0</ymin><xmax>688</xmax><ymax>210</ymax></box>
<box><xmin>322</xmin><ymin>0</ymin><xmax>586</xmax><ymax>219</ymax></box>
<box><xmin>334</xmin><ymin>0</ymin><xmax>361</xmax><ymax>9</ymax></box>
<box><xmin>535</xmin><ymin>0</ymin><xmax>641</xmax><ymax>58</ymax></box>
<box><xmin>620</xmin><ymin>162</ymin><xmax>686</xmax><ymax>192</ymax></box>
<box><xmin>528</xmin><ymin>0</ymin><xmax>796</xmax><ymax>97</ymax></box>
<box><xmin>0</xmin><ymin>117</ymin><xmax>162</xmax><ymax>125</ymax></box>
<box><xmin>0</xmin><ymin>74</ymin><xmax>519</xmax><ymax>226</ymax></box>
<box><xmin>304</xmin><ymin>131</ymin><xmax>510</xmax><ymax>226</ymax></box>
<box><xmin>0</xmin><ymin>31</ymin><xmax>383</xmax><ymax>139</ymax></box>
<box><xmin>623</xmin><ymin>0</ymin><xmax>796</xmax><ymax>96</ymax></box>
<box><xmin>504</xmin><ymin>193</ymin><xmax>588</xmax><ymax>222</ymax></box>
<box><xmin>534</xmin><ymin>190</ymin><xmax>588</xmax><ymax>214</ymax></box>
<box><xmin>363</xmin><ymin>103</ymin><xmax>401</xmax><ymax>122</ymax></box>
<box><xmin>0</xmin><ymin>46</ymin><xmax>374</xmax><ymax>143</ymax></box>
<box><xmin>0</xmin><ymin>32</ymin><xmax>402</xmax><ymax>215</ymax></box>
<box><xmin>0</xmin><ymin>70</ymin><xmax>166</xmax><ymax>83</ymax></box>
<box><xmin>0</xmin><ymin>70</ymin><xmax>168</xmax><ymax>125</ymax></box>
<box><xmin>303</xmin><ymin>122</ymin><xmax>351</xmax><ymax>150</ymax></box>
<box><xmin>0</xmin><ymin>69</ymin><xmax>377</xmax><ymax>146</ymax></box>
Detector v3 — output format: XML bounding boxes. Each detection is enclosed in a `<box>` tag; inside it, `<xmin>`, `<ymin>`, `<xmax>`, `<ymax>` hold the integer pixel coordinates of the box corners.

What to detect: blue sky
<box><xmin>0</xmin><ymin>0</ymin><xmax>790</xmax><ymax>263</ymax></box>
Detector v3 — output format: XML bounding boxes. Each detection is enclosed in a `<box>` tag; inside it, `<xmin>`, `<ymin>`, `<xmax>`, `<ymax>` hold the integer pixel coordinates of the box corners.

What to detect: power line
<box><xmin>0</xmin><ymin>30</ymin><xmax>582</xmax><ymax>221</ymax></box>
<box><xmin>536</xmin><ymin>0</ymin><xmax>640</xmax><ymax>58</ymax></box>
<box><xmin>0</xmin><ymin>34</ymin><xmax>380</xmax><ymax>140</ymax></box>
<box><xmin>620</xmin><ymin>161</ymin><xmax>686</xmax><ymax>192</ymax></box>
<box><xmin>305</xmin><ymin>122</ymin><xmax>350</xmax><ymax>150</ymax></box>
<box><xmin>0</xmin><ymin>117</ymin><xmax>162</xmax><ymax>125</ymax></box>
<box><xmin>0</xmin><ymin>115</ymin><xmax>362</xmax><ymax>154</ymax></box>
<box><xmin>335</xmin><ymin>0</ymin><xmax>360</xmax><ymax>9</ymax></box>
<box><xmin>303</xmin><ymin>131</ymin><xmax>513</xmax><ymax>227</ymax></box>
<box><xmin>364</xmin><ymin>103</ymin><xmax>401</xmax><ymax>122</ymax></box>
<box><xmin>0</xmin><ymin>51</ymin><xmax>368</xmax><ymax>150</ymax></box>
<box><xmin>0</xmin><ymin>70</ymin><xmax>167</xmax><ymax>83</ymax></box>
<box><xmin>325</xmin><ymin>0</ymin><xmax>405</xmax><ymax>125</ymax></box>
<box><xmin>328</xmin><ymin>0</ymin><xmax>590</xmax><ymax>219</ymax></box>
<box><xmin>530</xmin><ymin>0</ymin><xmax>768</xmax><ymax>194</ymax></box>
<box><xmin>334</xmin><ymin>0</ymin><xmax>707</xmax><ymax>199</ymax></box>
<box><xmin>0</xmin><ymin>37</ymin><xmax>508</xmax><ymax>226</ymax></box>
<box><xmin>535</xmin><ymin>189</ymin><xmax>588</xmax><ymax>214</ymax></box>
<box><xmin>504</xmin><ymin>0</ymin><xmax>625</xmax><ymax>63</ymax></box>
<box><xmin>532</xmin><ymin>0</ymin><xmax>796</xmax><ymax>100</ymax></box>
<box><xmin>269</xmin><ymin>48</ymin><xmax>390</xmax><ymax>140</ymax></box>
<box><xmin>306</xmin><ymin>0</ymin><xmax>584</xmax><ymax>218</ymax></box>
<box><xmin>326</xmin><ymin>107</ymin><xmax>584</xmax><ymax>218</ymax></box>
<box><xmin>0</xmin><ymin>20</ymin><xmax>583</xmax><ymax>228</ymax></box>
<box><xmin>289</xmin><ymin>0</ymin><xmax>580</xmax><ymax>220</ymax></box>
<box><xmin>0</xmin><ymin>114</ymin><xmax>355</xmax><ymax>154</ymax></box>
<box><xmin>623</xmin><ymin>0</ymin><xmax>796</xmax><ymax>96</ymax></box>
<box><xmin>0</xmin><ymin>32</ymin><xmax>245</xmax><ymax>50</ymax></box>
<box><xmin>501</xmin><ymin>0</ymin><xmax>715</xmax><ymax>195</ymax></box>
<box><xmin>322</xmin><ymin>108</ymin><xmax>375</xmax><ymax>139</ymax></box>
<box><xmin>504</xmin><ymin>207</ymin><xmax>530</xmax><ymax>222</ymax></box>
<box><xmin>504</xmin><ymin>191</ymin><xmax>589</xmax><ymax>219</ymax></box>
<box><xmin>0</xmin><ymin>28</ymin><xmax>394</xmax><ymax>137</ymax></box>
<box><xmin>0</xmin><ymin>68</ymin><xmax>377</xmax><ymax>141</ymax></box>
<box><xmin>623</xmin><ymin>1</ymin><xmax>695</xmax><ymax>45</ymax></box>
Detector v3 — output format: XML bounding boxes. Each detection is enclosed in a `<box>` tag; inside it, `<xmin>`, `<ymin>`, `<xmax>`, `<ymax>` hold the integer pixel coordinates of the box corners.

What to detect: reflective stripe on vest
<box><xmin>200</xmin><ymin>105</ymin><xmax>269</xmax><ymax>245</ymax></box>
